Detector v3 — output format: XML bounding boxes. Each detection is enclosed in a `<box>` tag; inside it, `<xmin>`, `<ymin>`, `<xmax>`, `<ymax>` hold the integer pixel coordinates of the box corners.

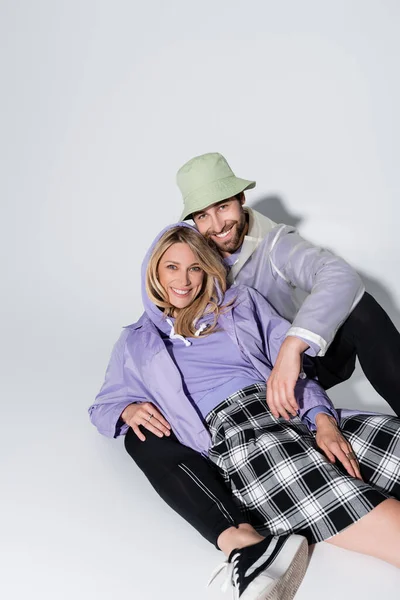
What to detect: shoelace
<box><xmin>207</xmin><ymin>551</ymin><xmax>241</xmax><ymax>600</ymax></box>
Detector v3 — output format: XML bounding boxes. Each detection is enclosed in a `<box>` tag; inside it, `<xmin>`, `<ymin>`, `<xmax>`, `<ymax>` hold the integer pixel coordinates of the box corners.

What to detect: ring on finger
<box><xmin>346</xmin><ymin>451</ymin><xmax>357</xmax><ymax>461</ymax></box>
<box><xmin>147</xmin><ymin>413</ymin><xmax>153</xmax><ymax>422</ymax></box>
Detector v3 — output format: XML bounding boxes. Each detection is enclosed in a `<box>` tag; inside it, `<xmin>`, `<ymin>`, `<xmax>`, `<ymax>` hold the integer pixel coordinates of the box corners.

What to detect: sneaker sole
<box><xmin>263</xmin><ymin>536</ymin><xmax>308</xmax><ymax>600</ymax></box>
<box><xmin>242</xmin><ymin>535</ymin><xmax>309</xmax><ymax>600</ymax></box>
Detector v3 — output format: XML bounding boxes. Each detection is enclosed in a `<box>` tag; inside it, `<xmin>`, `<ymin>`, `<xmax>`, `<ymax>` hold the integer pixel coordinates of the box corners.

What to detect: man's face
<box><xmin>192</xmin><ymin>196</ymin><xmax>248</xmax><ymax>257</ymax></box>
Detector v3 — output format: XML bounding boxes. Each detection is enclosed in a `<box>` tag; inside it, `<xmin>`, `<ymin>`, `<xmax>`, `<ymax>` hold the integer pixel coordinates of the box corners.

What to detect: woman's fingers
<box><xmin>142</xmin><ymin>404</ymin><xmax>171</xmax><ymax>431</ymax></box>
<box><xmin>126</xmin><ymin>402</ymin><xmax>171</xmax><ymax>440</ymax></box>
<box><xmin>339</xmin><ymin>441</ymin><xmax>363</xmax><ymax>481</ymax></box>
<box><xmin>138</xmin><ymin>403</ymin><xmax>171</xmax><ymax>434</ymax></box>
<box><xmin>352</xmin><ymin>459</ymin><xmax>363</xmax><ymax>481</ymax></box>
<box><xmin>139</xmin><ymin>414</ymin><xmax>170</xmax><ymax>437</ymax></box>
<box><xmin>330</xmin><ymin>442</ymin><xmax>358</xmax><ymax>479</ymax></box>
<box><xmin>319</xmin><ymin>443</ymin><xmax>336</xmax><ymax>463</ymax></box>
<box><xmin>132</xmin><ymin>424</ymin><xmax>146</xmax><ymax>442</ymax></box>
<box><xmin>315</xmin><ymin>420</ymin><xmax>363</xmax><ymax>481</ymax></box>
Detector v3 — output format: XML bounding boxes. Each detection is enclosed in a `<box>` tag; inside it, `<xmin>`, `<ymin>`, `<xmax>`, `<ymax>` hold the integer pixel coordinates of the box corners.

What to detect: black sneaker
<box><xmin>208</xmin><ymin>534</ymin><xmax>308</xmax><ymax>600</ymax></box>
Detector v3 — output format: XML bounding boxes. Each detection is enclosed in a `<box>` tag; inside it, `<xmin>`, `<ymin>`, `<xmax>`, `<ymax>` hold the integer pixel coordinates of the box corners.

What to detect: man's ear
<box><xmin>239</xmin><ymin>192</ymin><xmax>246</xmax><ymax>206</ymax></box>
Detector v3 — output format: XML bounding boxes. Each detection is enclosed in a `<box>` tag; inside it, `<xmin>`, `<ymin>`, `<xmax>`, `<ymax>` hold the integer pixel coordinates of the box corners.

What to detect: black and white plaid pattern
<box><xmin>206</xmin><ymin>384</ymin><xmax>400</xmax><ymax>544</ymax></box>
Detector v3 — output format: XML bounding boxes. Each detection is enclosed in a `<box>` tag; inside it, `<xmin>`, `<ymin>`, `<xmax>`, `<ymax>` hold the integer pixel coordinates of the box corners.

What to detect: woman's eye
<box><xmin>167</xmin><ymin>265</ymin><xmax>177</xmax><ymax>270</ymax></box>
<box><xmin>190</xmin><ymin>266</ymin><xmax>202</xmax><ymax>272</ymax></box>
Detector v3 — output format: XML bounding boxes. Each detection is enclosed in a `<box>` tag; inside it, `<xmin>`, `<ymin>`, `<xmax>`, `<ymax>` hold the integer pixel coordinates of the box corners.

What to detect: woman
<box><xmin>89</xmin><ymin>224</ymin><xmax>400</xmax><ymax>598</ymax></box>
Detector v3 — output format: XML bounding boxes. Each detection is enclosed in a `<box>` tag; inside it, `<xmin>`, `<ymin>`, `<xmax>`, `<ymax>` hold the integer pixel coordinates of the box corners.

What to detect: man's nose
<box><xmin>210</xmin><ymin>212</ymin><xmax>224</xmax><ymax>233</ymax></box>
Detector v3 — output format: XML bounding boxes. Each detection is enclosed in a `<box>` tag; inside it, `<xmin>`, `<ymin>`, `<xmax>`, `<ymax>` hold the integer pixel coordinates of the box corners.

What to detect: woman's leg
<box><xmin>326</xmin><ymin>413</ymin><xmax>400</xmax><ymax>567</ymax></box>
<box><xmin>339</xmin><ymin>413</ymin><xmax>400</xmax><ymax>498</ymax></box>
<box><xmin>217</xmin><ymin>523</ymin><xmax>264</xmax><ymax>556</ymax></box>
<box><xmin>124</xmin><ymin>427</ymin><xmax>245</xmax><ymax>548</ymax></box>
<box><xmin>125</xmin><ymin>428</ymin><xmax>309</xmax><ymax>598</ymax></box>
<box><xmin>326</xmin><ymin>498</ymin><xmax>400</xmax><ymax>568</ymax></box>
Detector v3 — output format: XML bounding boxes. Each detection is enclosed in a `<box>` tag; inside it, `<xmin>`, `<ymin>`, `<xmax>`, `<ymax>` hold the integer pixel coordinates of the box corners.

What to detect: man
<box><xmin>123</xmin><ymin>152</ymin><xmax>400</xmax><ymax>589</ymax></box>
<box><xmin>173</xmin><ymin>152</ymin><xmax>400</xmax><ymax>419</ymax></box>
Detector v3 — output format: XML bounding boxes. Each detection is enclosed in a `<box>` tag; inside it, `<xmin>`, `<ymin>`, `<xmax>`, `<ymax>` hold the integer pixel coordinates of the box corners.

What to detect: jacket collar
<box><xmin>229</xmin><ymin>207</ymin><xmax>275</xmax><ymax>282</ymax></box>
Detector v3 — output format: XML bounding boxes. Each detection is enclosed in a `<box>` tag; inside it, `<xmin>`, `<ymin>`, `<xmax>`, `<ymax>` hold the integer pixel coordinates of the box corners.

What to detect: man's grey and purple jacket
<box><xmin>89</xmin><ymin>223</ymin><xmax>341</xmax><ymax>456</ymax></box>
<box><xmin>227</xmin><ymin>207</ymin><xmax>365</xmax><ymax>356</ymax></box>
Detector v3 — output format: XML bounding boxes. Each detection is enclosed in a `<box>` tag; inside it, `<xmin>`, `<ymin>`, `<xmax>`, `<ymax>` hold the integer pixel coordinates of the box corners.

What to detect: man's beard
<box><xmin>206</xmin><ymin>213</ymin><xmax>247</xmax><ymax>255</ymax></box>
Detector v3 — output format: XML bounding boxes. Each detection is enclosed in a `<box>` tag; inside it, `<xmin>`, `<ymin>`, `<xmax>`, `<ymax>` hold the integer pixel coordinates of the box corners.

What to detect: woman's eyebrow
<box><xmin>163</xmin><ymin>260</ymin><xmax>201</xmax><ymax>267</ymax></box>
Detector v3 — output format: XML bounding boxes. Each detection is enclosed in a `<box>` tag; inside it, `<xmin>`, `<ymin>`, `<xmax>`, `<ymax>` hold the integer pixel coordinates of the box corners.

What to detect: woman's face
<box><xmin>157</xmin><ymin>242</ymin><xmax>205</xmax><ymax>310</ymax></box>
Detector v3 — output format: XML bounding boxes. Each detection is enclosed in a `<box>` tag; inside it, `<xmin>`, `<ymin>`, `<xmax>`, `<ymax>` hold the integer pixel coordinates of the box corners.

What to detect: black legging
<box><xmin>124</xmin><ymin>428</ymin><xmax>244</xmax><ymax>547</ymax></box>
<box><xmin>124</xmin><ymin>292</ymin><xmax>400</xmax><ymax>547</ymax></box>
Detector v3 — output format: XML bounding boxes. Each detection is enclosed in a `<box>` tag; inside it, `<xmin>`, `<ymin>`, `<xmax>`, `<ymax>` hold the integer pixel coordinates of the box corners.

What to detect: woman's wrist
<box><xmin>121</xmin><ymin>403</ymin><xmax>135</xmax><ymax>424</ymax></box>
<box><xmin>315</xmin><ymin>412</ymin><xmax>337</xmax><ymax>430</ymax></box>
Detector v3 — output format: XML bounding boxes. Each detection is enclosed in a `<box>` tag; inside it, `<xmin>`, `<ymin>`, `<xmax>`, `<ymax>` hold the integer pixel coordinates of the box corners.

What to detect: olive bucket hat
<box><xmin>177</xmin><ymin>152</ymin><xmax>256</xmax><ymax>221</ymax></box>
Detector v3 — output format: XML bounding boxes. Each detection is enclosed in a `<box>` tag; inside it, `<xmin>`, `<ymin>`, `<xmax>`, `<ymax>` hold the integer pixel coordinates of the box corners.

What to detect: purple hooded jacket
<box><xmin>88</xmin><ymin>223</ymin><xmax>340</xmax><ymax>456</ymax></box>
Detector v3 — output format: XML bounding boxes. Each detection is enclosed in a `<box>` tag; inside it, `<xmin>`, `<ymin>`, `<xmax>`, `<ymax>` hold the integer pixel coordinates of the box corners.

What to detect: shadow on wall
<box><xmin>250</xmin><ymin>195</ymin><xmax>400</xmax><ymax>413</ymax></box>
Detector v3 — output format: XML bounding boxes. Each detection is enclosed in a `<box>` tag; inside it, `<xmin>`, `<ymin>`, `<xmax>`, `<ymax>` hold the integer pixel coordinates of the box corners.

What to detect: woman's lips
<box><xmin>170</xmin><ymin>287</ymin><xmax>191</xmax><ymax>297</ymax></box>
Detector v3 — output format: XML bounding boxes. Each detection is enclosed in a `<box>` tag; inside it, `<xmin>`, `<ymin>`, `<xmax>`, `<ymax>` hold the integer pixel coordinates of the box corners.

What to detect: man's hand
<box><xmin>315</xmin><ymin>413</ymin><xmax>362</xmax><ymax>480</ymax></box>
<box><xmin>266</xmin><ymin>337</ymin><xmax>309</xmax><ymax>420</ymax></box>
<box><xmin>121</xmin><ymin>402</ymin><xmax>171</xmax><ymax>442</ymax></box>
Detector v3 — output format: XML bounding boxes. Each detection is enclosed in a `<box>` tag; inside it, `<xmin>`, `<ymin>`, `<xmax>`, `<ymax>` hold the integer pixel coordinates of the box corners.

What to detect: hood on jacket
<box><xmin>141</xmin><ymin>222</ymin><xmax>231</xmax><ymax>345</ymax></box>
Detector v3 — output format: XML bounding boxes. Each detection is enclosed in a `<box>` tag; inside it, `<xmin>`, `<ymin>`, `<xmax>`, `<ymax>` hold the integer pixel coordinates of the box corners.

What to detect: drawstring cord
<box><xmin>195</xmin><ymin>323</ymin><xmax>208</xmax><ymax>337</ymax></box>
<box><xmin>166</xmin><ymin>318</ymin><xmax>192</xmax><ymax>347</ymax></box>
<box><xmin>165</xmin><ymin>318</ymin><xmax>209</xmax><ymax>345</ymax></box>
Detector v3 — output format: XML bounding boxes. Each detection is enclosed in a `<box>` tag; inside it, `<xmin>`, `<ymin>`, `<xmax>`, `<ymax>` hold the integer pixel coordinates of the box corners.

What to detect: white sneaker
<box><xmin>208</xmin><ymin>534</ymin><xmax>308</xmax><ymax>600</ymax></box>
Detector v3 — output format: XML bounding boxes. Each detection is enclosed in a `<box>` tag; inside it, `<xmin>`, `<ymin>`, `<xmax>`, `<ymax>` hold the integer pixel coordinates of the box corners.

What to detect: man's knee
<box><xmin>346</xmin><ymin>292</ymin><xmax>382</xmax><ymax>330</ymax></box>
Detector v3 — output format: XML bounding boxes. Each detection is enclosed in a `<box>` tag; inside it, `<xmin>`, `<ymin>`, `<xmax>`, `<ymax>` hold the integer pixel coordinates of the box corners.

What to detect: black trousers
<box><xmin>124</xmin><ymin>292</ymin><xmax>400</xmax><ymax>547</ymax></box>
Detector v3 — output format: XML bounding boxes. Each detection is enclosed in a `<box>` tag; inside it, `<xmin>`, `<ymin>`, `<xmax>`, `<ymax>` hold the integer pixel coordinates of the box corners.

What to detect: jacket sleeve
<box><xmin>270</xmin><ymin>227</ymin><xmax>365</xmax><ymax>356</ymax></box>
<box><xmin>294</xmin><ymin>379</ymin><xmax>339</xmax><ymax>428</ymax></box>
<box><xmin>246</xmin><ymin>287</ymin><xmax>339</xmax><ymax>428</ymax></box>
<box><xmin>88</xmin><ymin>329</ymin><xmax>148</xmax><ymax>438</ymax></box>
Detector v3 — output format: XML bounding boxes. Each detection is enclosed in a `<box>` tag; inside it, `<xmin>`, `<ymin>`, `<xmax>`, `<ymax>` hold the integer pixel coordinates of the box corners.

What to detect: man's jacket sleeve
<box><xmin>270</xmin><ymin>228</ymin><xmax>365</xmax><ymax>356</ymax></box>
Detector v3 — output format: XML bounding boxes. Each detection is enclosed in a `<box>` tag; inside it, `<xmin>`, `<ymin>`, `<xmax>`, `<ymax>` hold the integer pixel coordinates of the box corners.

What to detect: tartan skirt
<box><xmin>206</xmin><ymin>384</ymin><xmax>400</xmax><ymax>544</ymax></box>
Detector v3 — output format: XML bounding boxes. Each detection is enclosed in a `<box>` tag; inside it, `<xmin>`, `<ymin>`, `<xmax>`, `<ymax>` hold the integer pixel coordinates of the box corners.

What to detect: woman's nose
<box><xmin>180</xmin><ymin>270</ymin><xmax>191</xmax><ymax>286</ymax></box>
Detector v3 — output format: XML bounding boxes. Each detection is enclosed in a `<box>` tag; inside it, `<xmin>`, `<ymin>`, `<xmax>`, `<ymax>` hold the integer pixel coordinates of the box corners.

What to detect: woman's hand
<box><xmin>121</xmin><ymin>402</ymin><xmax>171</xmax><ymax>442</ymax></box>
<box><xmin>315</xmin><ymin>413</ymin><xmax>362</xmax><ymax>480</ymax></box>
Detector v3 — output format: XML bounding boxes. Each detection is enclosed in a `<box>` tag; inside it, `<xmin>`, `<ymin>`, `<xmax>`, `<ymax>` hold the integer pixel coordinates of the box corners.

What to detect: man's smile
<box><xmin>214</xmin><ymin>227</ymin><xmax>233</xmax><ymax>239</ymax></box>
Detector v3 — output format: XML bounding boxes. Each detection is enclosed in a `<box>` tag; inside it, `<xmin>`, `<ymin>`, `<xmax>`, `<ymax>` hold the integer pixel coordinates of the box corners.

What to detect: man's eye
<box><xmin>197</xmin><ymin>214</ymin><xmax>206</xmax><ymax>221</ymax></box>
<box><xmin>219</xmin><ymin>204</ymin><xmax>228</xmax><ymax>210</ymax></box>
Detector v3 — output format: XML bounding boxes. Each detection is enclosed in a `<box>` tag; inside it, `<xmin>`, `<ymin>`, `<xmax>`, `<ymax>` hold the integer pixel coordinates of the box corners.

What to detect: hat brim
<box><xmin>179</xmin><ymin>176</ymin><xmax>256</xmax><ymax>221</ymax></box>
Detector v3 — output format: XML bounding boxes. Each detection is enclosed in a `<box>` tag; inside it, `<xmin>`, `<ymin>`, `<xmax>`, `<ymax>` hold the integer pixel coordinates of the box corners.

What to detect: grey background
<box><xmin>2</xmin><ymin>1</ymin><xmax>400</xmax><ymax>598</ymax></box>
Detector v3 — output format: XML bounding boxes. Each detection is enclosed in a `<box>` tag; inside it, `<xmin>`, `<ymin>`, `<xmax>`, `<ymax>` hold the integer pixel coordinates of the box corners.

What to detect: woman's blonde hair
<box><xmin>146</xmin><ymin>226</ymin><xmax>229</xmax><ymax>337</ymax></box>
